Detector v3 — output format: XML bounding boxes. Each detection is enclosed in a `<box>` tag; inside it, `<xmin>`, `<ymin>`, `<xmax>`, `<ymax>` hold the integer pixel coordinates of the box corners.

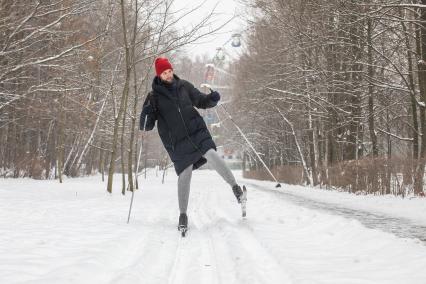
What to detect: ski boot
<box><xmin>178</xmin><ymin>213</ymin><xmax>188</xmax><ymax>237</ymax></box>
<box><xmin>232</xmin><ymin>185</ymin><xmax>247</xmax><ymax>217</ymax></box>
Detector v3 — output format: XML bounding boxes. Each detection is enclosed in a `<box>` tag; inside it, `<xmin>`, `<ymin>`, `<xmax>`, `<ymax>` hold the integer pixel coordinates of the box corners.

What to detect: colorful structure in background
<box><xmin>198</xmin><ymin>32</ymin><xmax>245</xmax><ymax>169</ymax></box>
<box><xmin>204</xmin><ymin>63</ymin><xmax>215</xmax><ymax>84</ymax></box>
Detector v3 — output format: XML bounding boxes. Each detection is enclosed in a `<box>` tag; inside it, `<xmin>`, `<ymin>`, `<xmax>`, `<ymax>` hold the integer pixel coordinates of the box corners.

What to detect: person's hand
<box><xmin>210</xmin><ymin>90</ymin><xmax>220</xmax><ymax>102</ymax></box>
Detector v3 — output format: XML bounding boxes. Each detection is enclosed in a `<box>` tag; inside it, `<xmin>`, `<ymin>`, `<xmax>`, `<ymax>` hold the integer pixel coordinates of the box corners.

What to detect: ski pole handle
<box><xmin>142</xmin><ymin>100</ymin><xmax>151</xmax><ymax>133</ymax></box>
<box><xmin>143</xmin><ymin>114</ymin><xmax>148</xmax><ymax>131</ymax></box>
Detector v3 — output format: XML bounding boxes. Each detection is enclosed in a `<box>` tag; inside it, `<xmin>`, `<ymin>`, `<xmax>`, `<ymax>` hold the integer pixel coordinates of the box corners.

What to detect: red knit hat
<box><xmin>155</xmin><ymin>57</ymin><xmax>173</xmax><ymax>76</ymax></box>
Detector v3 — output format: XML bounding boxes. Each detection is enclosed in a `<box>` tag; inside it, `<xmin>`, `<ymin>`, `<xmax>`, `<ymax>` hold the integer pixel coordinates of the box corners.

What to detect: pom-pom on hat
<box><xmin>155</xmin><ymin>57</ymin><xmax>173</xmax><ymax>76</ymax></box>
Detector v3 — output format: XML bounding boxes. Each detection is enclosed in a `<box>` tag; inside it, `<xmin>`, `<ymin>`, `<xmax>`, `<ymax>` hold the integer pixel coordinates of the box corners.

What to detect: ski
<box><xmin>241</xmin><ymin>186</ymin><xmax>247</xmax><ymax>218</ymax></box>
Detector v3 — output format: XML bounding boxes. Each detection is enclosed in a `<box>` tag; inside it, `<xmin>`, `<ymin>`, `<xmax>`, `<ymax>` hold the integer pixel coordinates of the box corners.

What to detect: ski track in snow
<box><xmin>1</xmin><ymin>171</ymin><xmax>426</xmax><ymax>283</ymax></box>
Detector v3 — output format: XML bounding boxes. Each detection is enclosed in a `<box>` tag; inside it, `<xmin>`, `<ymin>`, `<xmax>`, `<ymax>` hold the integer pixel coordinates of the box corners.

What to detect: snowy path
<box><xmin>1</xmin><ymin>170</ymin><xmax>426</xmax><ymax>283</ymax></box>
<box><xmin>244</xmin><ymin>181</ymin><xmax>426</xmax><ymax>243</ymax></box>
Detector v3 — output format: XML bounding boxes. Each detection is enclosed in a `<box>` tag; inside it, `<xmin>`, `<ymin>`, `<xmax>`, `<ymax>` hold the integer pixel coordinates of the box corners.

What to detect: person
<box><xmin>140</xmin><ymin>57</ymin><xmax>246</xmax><ymax>231</ymax></box>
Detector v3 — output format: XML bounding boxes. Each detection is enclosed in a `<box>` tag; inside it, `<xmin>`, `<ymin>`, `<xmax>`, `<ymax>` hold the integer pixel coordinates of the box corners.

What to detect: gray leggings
<box><xmin>178</xmin><ymin>149</ymin><xmax>237</xmax><ymax>213</ymax></box>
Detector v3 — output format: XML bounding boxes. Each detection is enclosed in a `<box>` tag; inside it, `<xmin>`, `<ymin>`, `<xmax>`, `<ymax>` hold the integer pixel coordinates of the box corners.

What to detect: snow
<box><xmin>1</xmin><ymin>170</ymin><xmax>426</xmax><ymax>283</ymax></box>
<box><xmin>245</xmin><ymin>177</ymin><xmax>426</xmax><ymax>226</ymax></box>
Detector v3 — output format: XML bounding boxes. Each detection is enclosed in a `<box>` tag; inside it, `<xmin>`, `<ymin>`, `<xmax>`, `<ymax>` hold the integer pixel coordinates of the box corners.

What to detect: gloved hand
<box><xmin>210</xmin><ymin>90</ymin><xmax>220</xmax><ymax>102</ymax></box>
<box><xmin>143</xmin><ymin>104</ymin><xmax>154</xmax><ymax>114</ymax></box>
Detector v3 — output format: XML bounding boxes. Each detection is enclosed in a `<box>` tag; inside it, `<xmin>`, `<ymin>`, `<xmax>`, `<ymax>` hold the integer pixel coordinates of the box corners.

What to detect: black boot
<box><xmin>178</xmin><ymin>213</ymin><xmax>188</xmax><ymax>229</ymax></box>
<box><xmin>232</xmin><ymin>185</ymin><xmax>243</xmax><ymax>203</ymax></box>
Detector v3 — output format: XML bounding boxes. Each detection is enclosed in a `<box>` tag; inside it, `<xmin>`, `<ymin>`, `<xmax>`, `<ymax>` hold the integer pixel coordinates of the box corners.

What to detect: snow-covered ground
<box><xmin>244</xmin><ymin>177</ymin><xmax>426</xmax><ymax>226</ymax></box>
<box><xmin>1</xmin><ymin>170</ymin><xmax>426</xmax><ymax>284</ymax></box>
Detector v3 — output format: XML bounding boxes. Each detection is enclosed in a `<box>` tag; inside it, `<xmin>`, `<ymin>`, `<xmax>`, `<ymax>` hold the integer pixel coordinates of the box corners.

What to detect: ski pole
<box><xmin>215</xmin><ymin>94</ymin><xmax>281</xmax><ymax>188</ymax></box>
<box><xmin>127</xmin><ymin>184</ymin><xmax>135</xmax><ymax>224</ymax></box>
<box><xmin>128</xmin><ymin>114</ymin><xmax>148</xmax><ymax>224</ymax></box>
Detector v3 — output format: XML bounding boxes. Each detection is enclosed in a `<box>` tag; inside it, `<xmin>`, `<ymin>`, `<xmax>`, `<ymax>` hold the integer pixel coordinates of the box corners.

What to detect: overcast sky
<box><xmin>171</xmin><ymin>0</ymin><xmax>247</xmax><ymax>60</ymax></box>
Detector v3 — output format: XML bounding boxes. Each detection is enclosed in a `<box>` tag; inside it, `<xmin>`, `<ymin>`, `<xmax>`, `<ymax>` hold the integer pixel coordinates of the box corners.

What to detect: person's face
<box><xmin>160</xmin><ymin>69</ymin><xmax>173</xmax><ymax>83</ymax></box>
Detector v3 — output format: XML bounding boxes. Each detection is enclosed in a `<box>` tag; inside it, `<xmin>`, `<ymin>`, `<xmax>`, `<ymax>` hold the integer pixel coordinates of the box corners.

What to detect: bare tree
<box><xmin>232</xmin><ymin>0</ymin><xmax>426</xmax><ymax>196</ymax></box>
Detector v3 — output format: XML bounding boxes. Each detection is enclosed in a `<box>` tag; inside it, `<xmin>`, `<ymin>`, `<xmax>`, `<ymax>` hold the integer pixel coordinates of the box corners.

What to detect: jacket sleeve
<box><xmin>185</xmin><ymin>81</ymin><xmax>218</xmax><ymax>109</ymax></box>
<box><xmin>139</xmin><ymin>93</ymin><xmax>157</xmax><ymax>131</ymax></box>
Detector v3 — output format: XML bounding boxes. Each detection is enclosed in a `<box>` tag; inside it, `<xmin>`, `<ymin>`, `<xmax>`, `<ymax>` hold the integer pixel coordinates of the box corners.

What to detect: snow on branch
<box><xmin>377</xmin><ymin>128</ymin><xmax>414</xmax><ymax>141</ymax></box>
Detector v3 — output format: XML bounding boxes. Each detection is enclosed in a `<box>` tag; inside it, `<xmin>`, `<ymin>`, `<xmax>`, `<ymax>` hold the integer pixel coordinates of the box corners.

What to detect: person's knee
<box><xmin>204</xmin><ymin>149</ymin><xmax>216</xmax><ymax>158</ymax></box>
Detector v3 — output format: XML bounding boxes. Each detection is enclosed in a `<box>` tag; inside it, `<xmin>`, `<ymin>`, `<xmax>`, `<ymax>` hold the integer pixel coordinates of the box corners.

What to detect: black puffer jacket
<box><xmin>140</xmin><ymin>74</ymin><xmax>218</xmax><ymax>175</ymax></box>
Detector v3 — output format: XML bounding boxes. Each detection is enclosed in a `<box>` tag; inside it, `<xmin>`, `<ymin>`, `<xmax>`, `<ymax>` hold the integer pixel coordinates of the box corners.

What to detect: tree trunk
<box><xmin>414</xmin><ymin>1</ymin><xmax>426</xmax><ymax>196</ymax></box>
<box><xmin>367</xmin><ymin>16</ymin><xmax>378</xmax><ymax>157</ymax></box>
<box><xmin>127</xmin><ymin>0</ymin><xmax>140</xmax><ymax>193</ymax></box>
<box><xmin>400</xmin><ymin>8</ymin><xmax>419</xmax><ymax>160</ymax></box>
<box><xmin>107</xmin><ymin>0</ymin><xmax>132</xmax><ymax>194</ymax></box>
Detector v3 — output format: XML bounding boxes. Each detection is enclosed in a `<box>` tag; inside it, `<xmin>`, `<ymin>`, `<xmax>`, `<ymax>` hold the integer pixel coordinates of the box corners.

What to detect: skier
<box><xmin>140</xmin><ymin>57</ymin><xmax>247</xmax><ymax>236</ymax></box>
